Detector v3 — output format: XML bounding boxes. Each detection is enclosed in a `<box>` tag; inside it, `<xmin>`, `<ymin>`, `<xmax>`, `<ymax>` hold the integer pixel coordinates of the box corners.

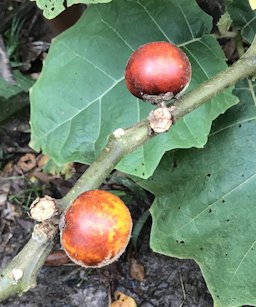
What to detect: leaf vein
<box><xmin>37</xmin><ymin>78</ymin><xmax>124</xmax><ymax>143</ymax></box>
<box><xmin>175</xmin><ymin>172</ymin><xmax>256</xmax><ymax>234</ymax></box>
<box><xmin>248</xmin><ymin>79</ymin><xmax>256</xmax><ymax>107</ymax></box>
<box><xmin>241</xmin><ymin>14</ymin><xmax>256</xmax><ymax>33</ymax></box>
<box><xmin>98</xmin><ymin>17</ymin><xmax>134</xmax><ymax>52</ymax></box>
<box><xmin>137</xmin><ymin>0</ymin><xmax>171</xmax><ymax>42</ymax></box>
<box><xmin>177</xmin><ymin>5</ymin><xmax>194</xmax><ymax>39</ymax></box>
<box><xmin>229</xmin><ymin>240</ymin><xmax>256</xmax><ymax>282</ymax></box>
<box><xmin>182</xmin><ymin>117</ymin><xmax>201</xmax><ymax>147</ymax></box>
<box><xmin>178</xmin><ymin>37</ymin><xmax>201</xmax><ymax>48</ymax></box>
<box><xmin>210</xmin><ymin>116</ymin><xmax>256</xmax><ymax>136</ymax></box>
<box><xmin>60</xmin><ymin>41</ymin><xmax>117</xmax><ymax>81</ymax></box>
<box><xmin>183</xmin><ymin>45</ymin><xmax>210</xmax><ymax>78</ymax></box>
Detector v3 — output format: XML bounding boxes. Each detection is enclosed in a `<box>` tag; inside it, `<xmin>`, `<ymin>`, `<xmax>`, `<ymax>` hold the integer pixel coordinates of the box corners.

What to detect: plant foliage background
<box><xmin>30</xmin><ymin>0</ymin><xmax>256</xmax><ymax>306</ymax></box>
<box><xmin>30</xmin><ymin>0</ymin><xmax>238</xmax><ymax>179</ymax></box>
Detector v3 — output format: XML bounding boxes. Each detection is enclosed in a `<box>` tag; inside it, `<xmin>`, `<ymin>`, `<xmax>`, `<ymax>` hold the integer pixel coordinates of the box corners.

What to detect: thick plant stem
<box><xmin>0</xmin><ymin>222</ymin><xmax>57</xmax><ymax>302</ymax></box>
<box><xmin>1</xmin><ymin>36</ymin><xmax>256</xmax><ymax>302</ymax></box>
<box><xmin>59</xmin><ymin>120</ymin><xmax>150</xmax><ymax>210</ymax></box>
<box><xmin>172</xmin><ymin>37</ymin><xmax>256</xmax><ymax>120</ymax></box>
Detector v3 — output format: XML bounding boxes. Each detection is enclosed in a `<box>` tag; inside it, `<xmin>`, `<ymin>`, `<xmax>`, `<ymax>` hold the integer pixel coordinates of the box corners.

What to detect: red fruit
<box><xmin>125</xmin><ymin>41</ymin><xmax>191</xmax><ymax>104</ymax></box>
<box><xmin>60</xmin><ymin>190</ymin><xmax>132</xmax><ymax>268</ymax></box>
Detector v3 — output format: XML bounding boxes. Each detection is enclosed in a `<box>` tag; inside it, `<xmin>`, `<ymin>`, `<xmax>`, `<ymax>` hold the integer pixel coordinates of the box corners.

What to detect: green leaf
<box><xmin>0</xmin><ymin>93</ymin><xmax>29</xmax><ymax>124</ymax></box>
<box><xmin>33</xmin><ymin>0</ymin><xmax>112</xmax><ymax>19</ymax></box>
<box><xmin>30</xmin><ymin>0</ymin><xmax>238</xmax><ymax>178</ymax></box>
<box><xmin>0</xmin><ymin>71</ymin><xmax>32</xmax><ymax>99</ymax></box>
<box><xmin>227</xmin><ymin>0</ymin><xmax>256</xmax><ymax>43</ymax></box>
<box><xmin>0</xmin><ymin>72</ymin><xmax>33</xmax><ymax>123</ymax></box>
<box><xmin>135</xmin><ymin>79</ymin><xmax>256</xmax><ymax>306</ymax></box>
<box><xmin>217</xmin><ymin>12</ymin><xmax>232</xmax><ymax>35</ymax></box>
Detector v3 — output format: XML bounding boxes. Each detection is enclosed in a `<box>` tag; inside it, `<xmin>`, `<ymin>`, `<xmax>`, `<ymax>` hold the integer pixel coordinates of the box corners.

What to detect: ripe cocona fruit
<box><xmin>125</xmin><ymin>41</ymin><xmax>192</xmax><ymax>104</ymax></box>
<box><xmin>60</xmin><ymin>190</ymin><xmax>132</xmax><ymax>268</ymax></box>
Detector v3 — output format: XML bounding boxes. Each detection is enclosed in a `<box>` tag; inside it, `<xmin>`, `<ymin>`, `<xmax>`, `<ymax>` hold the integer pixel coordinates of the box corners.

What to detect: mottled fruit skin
<box><xmin>125</xmin><ymin>41</ymin><xmax>191</xmax><ymax>102</ymax></box>
<box><xmin>60</xmin><ymin>190</ymin><xmax>132</xmax><ymax>268</ymax></box>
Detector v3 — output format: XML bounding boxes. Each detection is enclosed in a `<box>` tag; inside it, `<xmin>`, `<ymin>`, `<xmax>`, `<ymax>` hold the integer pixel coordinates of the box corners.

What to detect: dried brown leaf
<box><xmin>45</xmin><ymin>250</ymin><xmax>71</xmax><ymax>266</ymax></box>
<box><xmin>111</xmin><ymin>292</ymin><xmax>137</xmax><ymax>307</ymax></box>
<box><xmin>17</xmin><ymin>153</ymin><xmax>37</xmax><ymax>172</ymax></box>
<box><xmin>130</xmin><ymin>258</ymin><xmax>145</xmax><ymax>282</ymax></box>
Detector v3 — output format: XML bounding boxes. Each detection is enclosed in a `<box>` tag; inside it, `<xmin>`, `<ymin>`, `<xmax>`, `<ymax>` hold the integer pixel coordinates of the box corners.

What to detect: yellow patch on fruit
<box><xmin>60</xmin><ymin>190</ymin><xmax>132</xmax><ymax>268</ymax></box>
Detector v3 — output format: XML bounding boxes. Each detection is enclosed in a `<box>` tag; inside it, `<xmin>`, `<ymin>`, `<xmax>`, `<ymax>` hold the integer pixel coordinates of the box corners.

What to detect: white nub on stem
<box><xmin>11</xmin><ymin>269</ymin><xmax>23</xmax><ymax>282</ymax></box>
<box><xmin>148</xmin><ymin>107</ymin><xmax>173</xmax><ymax>133</ymax></box>
<box><xmin>30</xmin><ymin>196</ymin><xmax>57</xmax><ymax>222</ymax></box>
<box><xmin>113</xmin><ymin>128</ymin><xmax>125</xmax><ymax>139</ymax></box>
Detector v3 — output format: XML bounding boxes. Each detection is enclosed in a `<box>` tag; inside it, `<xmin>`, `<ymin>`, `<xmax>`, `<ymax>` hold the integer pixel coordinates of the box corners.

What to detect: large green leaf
<box><xmin>33</xmin><ymin>0</ymin><xmax>112</xmax><ymax>19</ymax></box>
<box><xmin>135</xmin><ymin>79</ymin><xmax>256</xmax><ymax>306</ymax></box>
<box><xmin>226</xmin><ymin>0</ymin><xmax>256</xmax><ymax>43</ymax></box>
<box><xmin>30</xmin><ymin>0</ymin><xmax>238</xmax><ymax>178</ymax></box>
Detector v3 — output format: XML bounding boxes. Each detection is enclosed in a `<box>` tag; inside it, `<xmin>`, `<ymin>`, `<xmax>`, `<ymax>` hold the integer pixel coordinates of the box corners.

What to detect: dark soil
<box><xmin>1</xmin><ymin>247</ymin><xmax>213</xmax><ymax>307</ymax></box>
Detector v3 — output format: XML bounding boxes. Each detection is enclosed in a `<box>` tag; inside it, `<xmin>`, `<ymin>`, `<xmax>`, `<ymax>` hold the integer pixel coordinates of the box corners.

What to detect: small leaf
<box><xmin>217</xmin><ymin>12</ymin><xmax>232</xmax><ymax>35</ymax></box>
<box><xmin>33</xmin><ymin>0</ymin><xmax>112</xmax><ymax>19</ymax></box>
<box><xmin>33</xmin><ymin>0</ymin><xmax>65</xmax><ymax>19</ymax></box>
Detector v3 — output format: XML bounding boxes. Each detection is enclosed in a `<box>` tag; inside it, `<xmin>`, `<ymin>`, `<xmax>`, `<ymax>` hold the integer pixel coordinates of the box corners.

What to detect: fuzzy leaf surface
<box><xmin>30</xmin><ymin>0</ymin><xmax>238</xmax><ymax>178</ymax></box>
<box><xmin>135</xmin><ymin>80</ymin><xmax>256</xmax><ymax>307</ymax></box>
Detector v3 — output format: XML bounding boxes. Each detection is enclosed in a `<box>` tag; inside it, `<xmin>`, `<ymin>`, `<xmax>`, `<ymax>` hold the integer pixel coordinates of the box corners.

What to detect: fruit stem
<box><xmin>59</xmin><ymin>120</ymin><xmax>151</xmax><ymax>210</ymax></box>
<box><xmin>171</xmin><ymin>36</ymin><xmax>256</xmax><ymax>120</ymax></box>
